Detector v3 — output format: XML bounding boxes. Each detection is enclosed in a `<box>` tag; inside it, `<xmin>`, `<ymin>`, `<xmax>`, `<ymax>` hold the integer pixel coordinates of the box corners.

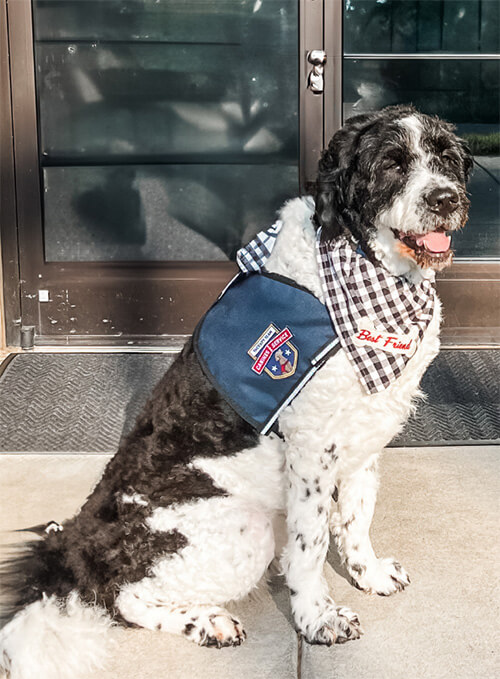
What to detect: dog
<box><xmin>0</xmin><ymin>105</ymin><xmax>472</xmax><ymax>678</ymax></box>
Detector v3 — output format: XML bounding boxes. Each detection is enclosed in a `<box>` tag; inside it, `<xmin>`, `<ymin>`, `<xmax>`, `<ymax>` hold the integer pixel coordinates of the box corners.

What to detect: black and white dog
<box><xmin>0</xmin><ymin>106</ymin><xmax>472</xmax><ymax>678</ymax></box>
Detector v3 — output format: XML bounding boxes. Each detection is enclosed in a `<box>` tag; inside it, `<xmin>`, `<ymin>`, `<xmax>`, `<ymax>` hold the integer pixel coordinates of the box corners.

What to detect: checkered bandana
<box><xmin>236</xmin><ymin>220</ymin><xmax>282</xmax><ymax>272</ymax></box>
<box><xmin>237</xmin><ymin>223</ymin><xmax>436</xmax><ymax>394</ymax></box>
<box><xmin>316</xmin><ymin>236</ymin><xmax>435</xmax><ymax>393</ymax></box>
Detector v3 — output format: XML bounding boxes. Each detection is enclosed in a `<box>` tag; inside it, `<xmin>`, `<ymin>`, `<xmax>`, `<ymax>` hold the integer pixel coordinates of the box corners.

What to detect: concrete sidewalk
<box><xmin>0</xmin><ymin>447</ymin><xmax>498</xmax><ymax>679</ymax></box>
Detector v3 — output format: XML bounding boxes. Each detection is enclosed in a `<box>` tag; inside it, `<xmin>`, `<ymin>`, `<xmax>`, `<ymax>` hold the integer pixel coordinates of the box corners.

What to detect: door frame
<box><xmin>0</xmin><ymin>0</ymin><xmax>21</xmax><ymax>347</ymax></box>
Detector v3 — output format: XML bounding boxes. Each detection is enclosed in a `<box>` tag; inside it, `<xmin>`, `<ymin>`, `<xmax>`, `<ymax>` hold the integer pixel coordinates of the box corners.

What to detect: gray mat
<box><xmin>0</xmin><ymin>350</ymin><xmax>498</xmax><ymax>453</ymax></box>
<box><xmin>392</xmin><ymin>349</ymin><xmax>500</xmax><ymax>446</ymax></box>
<box><xmin>0</xmin><ymin>353</ymin><xmax>176</xmax><ymax>452</ymax></box>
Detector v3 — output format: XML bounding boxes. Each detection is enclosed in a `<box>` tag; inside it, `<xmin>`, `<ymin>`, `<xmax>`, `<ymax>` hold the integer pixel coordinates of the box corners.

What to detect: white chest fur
<box><xmin>266</xmin><ymin>197</ymin><xmax>442</xmax><ymax>473</ymax></box>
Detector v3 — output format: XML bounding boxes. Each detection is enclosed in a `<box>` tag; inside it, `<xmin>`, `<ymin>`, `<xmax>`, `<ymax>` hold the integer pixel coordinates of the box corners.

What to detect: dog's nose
<box><xmin>425</xmin><ymin>188</ymin><xmax>459</xmax><ymax>217</ymax></box>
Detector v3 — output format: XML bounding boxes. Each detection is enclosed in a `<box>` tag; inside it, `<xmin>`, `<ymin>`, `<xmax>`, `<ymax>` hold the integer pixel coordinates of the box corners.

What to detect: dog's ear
<box><xmin>314</xmin><ymin>159</ymin><xmax>350</xmax><ymax>242</ymax></box>
<box><xmin>314</xmin><ymin>113</ymin><xmax>376</xmax><ymax>243</ymax></box>
<box><xmin>459</xmin><ymin>139</ymin><xmax>474</xmax><ymax>183</ymax></box>
<box><xmin>440</xmin><ymin>120</ymin><xmax>474</xmax><ymax>184</ymax></box>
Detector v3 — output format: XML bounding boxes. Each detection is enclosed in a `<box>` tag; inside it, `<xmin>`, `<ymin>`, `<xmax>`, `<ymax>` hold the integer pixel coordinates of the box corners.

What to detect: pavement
<box><xmin>1</xmin><ymin>446</ymin><xmax>498</xmax><ymax>679</ymax></box>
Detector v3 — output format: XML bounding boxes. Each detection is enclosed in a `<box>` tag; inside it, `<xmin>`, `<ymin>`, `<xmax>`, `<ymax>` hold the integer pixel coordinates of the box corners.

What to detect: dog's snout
<box><xmin>425</xmin><ymin>188</ymin><xmax>459</xmax><ymax>217</ymax></box>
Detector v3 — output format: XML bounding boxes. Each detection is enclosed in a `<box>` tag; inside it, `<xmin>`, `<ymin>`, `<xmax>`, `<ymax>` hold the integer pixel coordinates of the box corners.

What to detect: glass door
<box><xmin>6</xmin><ymin>0</ymin><xmax>307</xmax><ymax>343</ymax></box>
<box><xmin>5</xmin><ymin>0</ymin><xmax>496</xmax><ymax>346</ymax></box>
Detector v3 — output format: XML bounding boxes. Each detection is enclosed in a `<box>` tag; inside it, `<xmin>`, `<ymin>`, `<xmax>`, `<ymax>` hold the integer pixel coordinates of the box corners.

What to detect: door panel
<box><xmin>35</xmin><ymin>42</ymin><xmax>298</xmax><ymax>165</ymax></box>
<box><xmin>436</xmin><ymin>262</ymin><xmax>500</xmax><ymax>344</ymax></box>
<box><xmin>7</xmin><ymin>0</ymin><xmax>302</xmax><ymax>342</ymax></box>
<box><xmin>42</xmin><ymin>164</ymin><xmax>297</xmax><ymax>262</ymax></box>
<box><xmin>31</xmin><ymin>275</ymin><xmax>230</xmax><ymax>340</ymax></box>
<box><xmin>343</xmin><ymin>0</ymin><xmax>499</xmax><ymax>54</ymax></box>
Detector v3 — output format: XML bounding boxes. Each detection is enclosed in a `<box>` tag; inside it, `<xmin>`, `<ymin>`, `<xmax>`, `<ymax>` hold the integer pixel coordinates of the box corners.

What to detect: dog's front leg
<box><xmin>331</xmin><ymin>453</ymin><xmax>410</xmax><ymax>595</ymax></box>
<box><xmin>283</xmin><ymin>444</ymin><xmax>362</xmax><ymax>645</ymax></box>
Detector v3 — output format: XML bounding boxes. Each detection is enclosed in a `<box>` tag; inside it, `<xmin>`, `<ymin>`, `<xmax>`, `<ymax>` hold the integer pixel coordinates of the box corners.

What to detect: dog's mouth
<box><xmin>399</xmin><ymin>230</ymin><xmax>451</xmax><ymax>256</ymax></box>
<box><xmin>392</xmin><ymin>228</ymin><xmax>454</xmax><ymax>270</ymax></box>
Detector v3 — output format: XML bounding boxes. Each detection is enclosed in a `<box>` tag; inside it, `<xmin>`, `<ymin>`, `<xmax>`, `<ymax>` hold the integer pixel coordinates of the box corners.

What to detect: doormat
<box><xmin>0</xmin><ymin>353</ymin><xmax>176</xmax><ymax>453</ymax></box>
<box><xmin>390</xmin><ymin>349</ymin><xmax>499</xmax><ymax>447</ymax></box>
<box><xmin>0</xmin><ymin>350</ymin><xmax>498</xmax><ymax>453</ymax></box>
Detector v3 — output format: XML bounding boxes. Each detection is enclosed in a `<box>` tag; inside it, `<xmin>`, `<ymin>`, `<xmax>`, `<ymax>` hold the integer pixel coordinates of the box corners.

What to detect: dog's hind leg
<box><xmin>115</xmin><ymin>496</ymin><xmax>275</xmax><ymax>647</ymax></box>
<box><xmin>331</xmin><ymin>453</ymin><xmax>410</xmax><ymax>596</ymax></box>
<box><xmin>116</xmin><ymin>596</ymin><xmax>246</xmax><ymax>648</ymax></box>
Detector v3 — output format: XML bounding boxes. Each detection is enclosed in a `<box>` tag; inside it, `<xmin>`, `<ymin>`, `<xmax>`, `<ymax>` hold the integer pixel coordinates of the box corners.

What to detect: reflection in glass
<box><xmin>35</xmin><ymin>42</ymin><xmax>298</xmax><ymax>163</ymax></box>
<box><xmin>32</xmin><ymin>0</ymin><xmax>299</xmax><ymax>262</ymax></box>
<box><xmin>43</xmin><ymin>164</ymin><xmax>298</xmax><ymax>262</ymax></box>
<box><xmin>344</xmin><ymin>0</ymin><xmax>499</xmax><ymax>54</ymax></box>
<box><xmin>343</xmin><ymin>58</ymin><xmax>500</xmax><ymax>257</ymax></box>
<box><xmin>34</xmin><ymin>0</ymin><xmax>294</xmax><ymax>45</ymax></box>
<box><xmin>343</xmin><ymin>59</ymin><xmax>499</xmax><ymax>122</ymax></box>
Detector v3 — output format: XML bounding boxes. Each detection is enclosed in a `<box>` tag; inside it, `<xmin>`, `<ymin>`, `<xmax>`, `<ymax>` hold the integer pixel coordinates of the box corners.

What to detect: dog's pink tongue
<box><xmin>416</xmin><ymin>231</ymin><xmax>451</xmax><ymax>253</ymax></box>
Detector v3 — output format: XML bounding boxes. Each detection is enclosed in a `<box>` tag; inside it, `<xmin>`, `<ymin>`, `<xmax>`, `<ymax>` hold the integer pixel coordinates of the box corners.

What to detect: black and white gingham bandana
<box><xmin>237</xmin><ymin>223</ymin><xmax>435</xmax><ymax>394</ymax></box>
<box><xmin>316</xmin><ymin>236</ymin><xmax>435</xmax><ymax>393</ymax></box>
<box><xmin>236</xmin><ymin>220</ymin><xmax>283</xmax><ymax>272</ymax></box>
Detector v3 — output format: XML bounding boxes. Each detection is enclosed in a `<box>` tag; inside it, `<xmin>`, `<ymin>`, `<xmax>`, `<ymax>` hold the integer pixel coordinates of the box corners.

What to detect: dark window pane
<box><xmin>343</xmin><ymin>59</ymin><xmax>499</xmax><ymax>122</ymax></box>
<box><xmin>43</xmin><ymin>164</ymin><xmax>298</xmax><ymax>262</ymax></box>
<box><xmin>32</xmin><ymin>0</ymin><xmax>299</xmax><ymax>262</ymax></box>
<box><xmin>481</xmin><ymin>0</ymin><xmax>500</xmax><ymax>52</ymax></box>
<box><xmin>33</xmin><ymin>0</ymin><xmax>294</xmax><ymax>45</ymax></box>
<box><xmin>35</xmin><ymin>42</ymin><xmax>298</xmax><ymax>163</ymax></box>
<box><xmin>417</xmin><ymin>1</ymin><xmax>443</xmax><ymax>52</ymax></box>
<box><xmin>344</xmin><ymin>0</ymin><xmax>500</xmax><ymax>54</ymax></box>
<box><xmin>343</xmin><ymin>58</ymin><xmax>500</xmax><ymax>257</ymax></box>
<box><xmin>442</xmin><ymin>0</ymin><xmax>480</xmax><ymax>52</ymax></box>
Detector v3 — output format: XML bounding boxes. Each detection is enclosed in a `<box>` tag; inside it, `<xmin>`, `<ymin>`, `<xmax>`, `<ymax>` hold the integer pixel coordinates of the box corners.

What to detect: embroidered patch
<box><xmin>352</xmin><ymin>321</ymin><xmax>418</xmax><ymax>357</ymax></box>
<box><xmin>248</xmin><ymin>323</ymin><xmax>298</xmax><ymax>379</ymax></box>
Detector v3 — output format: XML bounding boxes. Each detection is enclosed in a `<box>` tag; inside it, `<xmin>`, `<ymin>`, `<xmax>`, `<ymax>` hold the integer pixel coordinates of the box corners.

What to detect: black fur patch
<box><xmin>349</xmin><ymin>563</ymin><xmax>366</xmax><ymax>576</ymax></box>
<box><xmin>0</xmin><ymin>528</ymin><xmax>187</xmax><ymax>623</ymax></box>
<box><xmin>84</xmin><ymin>340</ymin><xmax>258</xmax><ymax>518</ymax></box>
<box><xmin>3</xmin><ymin>340</ymin><xmax>260</xmax><ymax>622</ymax></box>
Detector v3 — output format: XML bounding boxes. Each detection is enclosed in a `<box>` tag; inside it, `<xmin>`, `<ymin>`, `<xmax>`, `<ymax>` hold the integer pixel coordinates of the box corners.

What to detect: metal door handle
<box><xmin>307</xmin><ymin>50</ymin><xmax>326</xmax><ymax>94</ymax></box>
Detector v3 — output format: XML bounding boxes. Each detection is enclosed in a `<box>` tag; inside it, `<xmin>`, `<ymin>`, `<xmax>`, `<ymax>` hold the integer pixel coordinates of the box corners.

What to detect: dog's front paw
<box><xmin>350</xmin><ymin>557</ymin><xmax>410</xmax><ymax>596</ymax></box>
<box><xmin>299</xmin><ymin>604</ymin><xmax>363</xmax><ymax>646</ymax></box>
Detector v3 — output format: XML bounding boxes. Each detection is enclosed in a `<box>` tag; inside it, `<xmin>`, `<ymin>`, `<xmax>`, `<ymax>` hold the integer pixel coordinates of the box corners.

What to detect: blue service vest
<box><xmin>193</xmin><ymin>272</ymin><xmax>340</xmax><ymax>435</ymax></box>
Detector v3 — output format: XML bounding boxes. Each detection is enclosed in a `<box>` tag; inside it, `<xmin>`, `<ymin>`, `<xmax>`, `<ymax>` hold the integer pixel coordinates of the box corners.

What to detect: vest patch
<box><xmin>249</xmin><ymin>324</ymin><xmax>298</xmax><ymax>379</ymax></box>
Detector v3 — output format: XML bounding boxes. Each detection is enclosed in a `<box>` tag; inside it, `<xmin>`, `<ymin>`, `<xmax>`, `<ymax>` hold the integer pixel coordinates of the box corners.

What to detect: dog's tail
<box><xmin>0</xmin><ymin>528</ymin><xmax>114</xmax><ymax>679</ymax></box>
<box><xmin>0</xmin><ymin>593</ymin><xmax>114</xmax><ymax>679</ymax></box>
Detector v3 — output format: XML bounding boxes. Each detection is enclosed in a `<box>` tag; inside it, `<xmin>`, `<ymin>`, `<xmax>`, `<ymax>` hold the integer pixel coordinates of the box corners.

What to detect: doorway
<box><xmin>1</xmin><ymin>0</ymin><xmax>499</xmax><ymax>346</ymax></box>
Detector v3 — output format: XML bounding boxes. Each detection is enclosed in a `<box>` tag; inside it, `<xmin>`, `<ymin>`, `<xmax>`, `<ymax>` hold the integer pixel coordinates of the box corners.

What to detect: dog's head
<box><xmin>314</xmin><ymin>105</ymin><xmax>473</xmax><ymax>276</ymax></box>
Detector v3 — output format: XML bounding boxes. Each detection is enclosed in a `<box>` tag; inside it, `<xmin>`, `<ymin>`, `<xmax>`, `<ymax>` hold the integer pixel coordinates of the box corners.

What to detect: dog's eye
<box><xmin>382</xmin><ymin>160</ymin><xmax>402</xmax><ymax>173</ymax></box>
<box><xmin>442</xmin><ymin>150</ymin><xmax>459</xmax><ymax>166</ymax></box>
